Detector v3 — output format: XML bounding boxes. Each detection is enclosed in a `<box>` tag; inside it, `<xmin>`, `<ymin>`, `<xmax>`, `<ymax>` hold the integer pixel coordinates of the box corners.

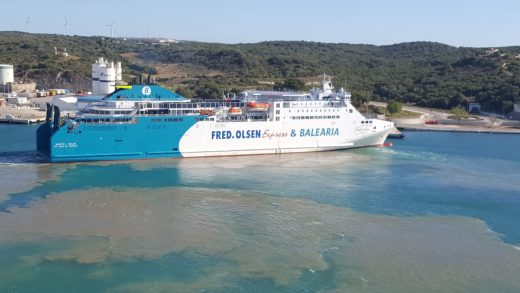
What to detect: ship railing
<box><xmin>76</xmin><ymin>116</ymin><xmax>138</xmax><ymax>125</ymax></box>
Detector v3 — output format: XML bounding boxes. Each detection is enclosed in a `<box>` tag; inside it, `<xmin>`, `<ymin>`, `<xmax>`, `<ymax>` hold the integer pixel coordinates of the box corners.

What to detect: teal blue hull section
<box><xmin>37</xmin><ymin>116</ymin><xmax>198</xmax><ymax>162</ymax></box>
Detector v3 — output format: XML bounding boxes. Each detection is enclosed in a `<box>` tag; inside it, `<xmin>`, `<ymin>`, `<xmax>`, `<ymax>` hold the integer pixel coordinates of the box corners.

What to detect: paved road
<box><xmin>368</xmin><ymin>101</ymin><xmax>520</xmax><ymax>133</ymax></box>
<box><xmin>369</xmin><ymin>101</ymin><xmax>493</xmax><ymax>121</ymax></box>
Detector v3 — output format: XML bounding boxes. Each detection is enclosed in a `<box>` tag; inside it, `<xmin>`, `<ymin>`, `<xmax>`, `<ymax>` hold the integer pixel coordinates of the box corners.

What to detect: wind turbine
<box><xmin>63</xmin><ymin>17</ymin><xmax>71</xmax><ymax>36</ymax></box>
<box><xmin>105</xmin><ymin>20</ymin><xmax>115</xmax><ymax>38</ymax></box>
<box><xmin>25</xmin><ymin>15</ymin><xmax>32</xmax><ymax>33</ymax></box>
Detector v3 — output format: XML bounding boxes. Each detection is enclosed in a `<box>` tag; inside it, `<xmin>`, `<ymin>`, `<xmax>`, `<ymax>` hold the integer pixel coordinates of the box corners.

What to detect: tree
<box><xmin>386</xmin><ymin>100</ymin><xmax>402</xmax><ymax>114</ymax></box>
<box><xmin>488</xmin><ymin>116</ymin><xmax>498</xmax><ymax>129</ymax></box>
<box><xmin>450</xmin><ymin>106</ymin><xmax>470</xmax><ymax>123</ymax></box>
<box><xmin>273</xmin><ymin>78</ymin><xmax>306</xmax><ymax>91</ymax></box>
<box><xmin>176</xmin><ymin>87</ymin><xmax>195</xmax><ymax>99</ymax></box>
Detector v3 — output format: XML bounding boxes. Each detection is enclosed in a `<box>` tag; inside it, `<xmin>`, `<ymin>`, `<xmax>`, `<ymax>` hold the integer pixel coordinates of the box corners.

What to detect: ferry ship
<box><xmin>36</xmin><ymin>77</ymin><xmax>394</xmax><ymax>162</ymax></box>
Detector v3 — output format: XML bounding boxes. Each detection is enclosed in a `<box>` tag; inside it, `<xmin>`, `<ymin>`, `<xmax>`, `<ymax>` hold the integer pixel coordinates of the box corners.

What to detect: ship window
<box><xmin>276</xmin><ymin>117</ymin><xmax>280</xmax><ymax>121</ymax></box>
<box><xmin>349</xmin><ymin>109</ymin><xmax>353</xmax><ymax>113</ymax></box>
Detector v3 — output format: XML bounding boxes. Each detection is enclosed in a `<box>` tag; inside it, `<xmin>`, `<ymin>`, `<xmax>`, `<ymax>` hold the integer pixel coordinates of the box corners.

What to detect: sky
<box><xmin>1</xmin><ymin>0</ymin><xmax>519</xmax><ymax>47</ymax></box>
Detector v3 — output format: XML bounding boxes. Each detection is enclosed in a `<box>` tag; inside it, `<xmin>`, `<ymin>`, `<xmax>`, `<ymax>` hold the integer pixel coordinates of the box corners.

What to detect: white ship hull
<box><xmin>179</xmin><ymin>119</ymin><xmax>393</xmax><ymax>157</ymax></box>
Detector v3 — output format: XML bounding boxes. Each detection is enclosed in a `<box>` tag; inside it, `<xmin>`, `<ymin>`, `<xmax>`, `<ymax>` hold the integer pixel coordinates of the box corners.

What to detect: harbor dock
<box><xmin>0</xmin><ymin>106</ymin><xmax>46</xmax><ymax>124</ymax></box>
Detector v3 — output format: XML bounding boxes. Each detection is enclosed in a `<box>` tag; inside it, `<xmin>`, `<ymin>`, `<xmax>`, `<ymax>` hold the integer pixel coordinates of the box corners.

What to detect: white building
<box><xmin>6</xmin><ymin>96</ymin><xmax>29</xmax><ymax>105</ymax></box>
<box><xmin>507</xmin><ymin>103</ymin><xmax>520</xmax><ymax>121</ymax></box>
<box><xmin>92</xmin><ymin>58</ymin><xmax>122</xmax><ymax>96</ymax></box>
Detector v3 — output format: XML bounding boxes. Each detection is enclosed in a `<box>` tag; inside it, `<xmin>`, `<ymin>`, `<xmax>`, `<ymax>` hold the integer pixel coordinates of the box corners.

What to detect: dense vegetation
<box><xmin>1</xmin><ymin>31</ymin><xmax>519</xmax><ymax>113</ymax></box>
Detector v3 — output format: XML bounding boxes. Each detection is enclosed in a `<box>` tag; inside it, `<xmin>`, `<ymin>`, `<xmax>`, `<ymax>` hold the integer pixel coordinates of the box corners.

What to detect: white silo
<box><xmin>115</xmin><ymin>61</ymin><xmax>122</xmax><ymax>82</ymax></box>
<box><xmin>92</xmin><ymin>57</ymin><xmax>123</xmax><ymax>96</ymax></box>
<box><xmin>92</xmin><ymin>58</ymin><xmax>103</xmax><ymax>95</ymax></box>
<box><xmin>98</xmin><ymin>61</ymin><xmax>116</xmax><ymax>96</ymax></box>
<box><xmin>0</xmin><ymin>64</ymin><xmax>15</xmax><ymax>85</ymax></box>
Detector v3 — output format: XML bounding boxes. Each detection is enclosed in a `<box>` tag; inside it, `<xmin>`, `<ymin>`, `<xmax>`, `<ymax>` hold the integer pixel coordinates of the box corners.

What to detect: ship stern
<box><xmin>36</xmin><ymin>103</ymin><xmax>55</xmax><ymax>161</ymax></box>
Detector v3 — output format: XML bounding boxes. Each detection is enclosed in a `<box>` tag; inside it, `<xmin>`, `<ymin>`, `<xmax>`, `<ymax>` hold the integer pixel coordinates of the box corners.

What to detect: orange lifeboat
<box><xmin>246</xmin><ymin>101</ymin><xmax>270</xmax><ymax>111</ymax></box>
<box><xmin>228</xmin><ymin>107</ymin><xmax>243</xmax><ymax>115</ymax></box>
<box><xmin>199</xmin><ymin>109</ymin><xmax>216</xmax><ymax>116</ymax></box>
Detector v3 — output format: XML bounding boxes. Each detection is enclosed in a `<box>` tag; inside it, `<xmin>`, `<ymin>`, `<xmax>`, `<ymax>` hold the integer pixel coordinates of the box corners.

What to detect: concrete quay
<box><xmin>397</xmin><ymin>123</ymin><xmax>520</xmax><ymax>134</ymax></box>
<box><xmin>0</xmin><ymin>106</ymin><xmax>46</xmax><ymax>124</ymax></box>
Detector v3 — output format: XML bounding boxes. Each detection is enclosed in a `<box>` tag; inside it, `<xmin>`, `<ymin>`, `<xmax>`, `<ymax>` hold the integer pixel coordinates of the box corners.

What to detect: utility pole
<box><xmin>105</xmin><ymin>21</ymin><xmax>115</xmax><ymax>38</ymax></box>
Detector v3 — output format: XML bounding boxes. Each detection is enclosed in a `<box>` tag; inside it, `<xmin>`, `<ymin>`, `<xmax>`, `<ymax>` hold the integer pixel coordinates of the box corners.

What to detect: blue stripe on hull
<box><xmin>42</xmin><ymin>116</ymin><xmax>198</xmax><ymax>162</ymax></box>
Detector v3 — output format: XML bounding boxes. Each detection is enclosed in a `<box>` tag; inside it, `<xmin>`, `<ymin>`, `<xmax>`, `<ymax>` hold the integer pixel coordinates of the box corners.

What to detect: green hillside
<box><xmin>1</xmin><ymin>31</ymin><xmax>519</xmax><ymax>113</ymax></box>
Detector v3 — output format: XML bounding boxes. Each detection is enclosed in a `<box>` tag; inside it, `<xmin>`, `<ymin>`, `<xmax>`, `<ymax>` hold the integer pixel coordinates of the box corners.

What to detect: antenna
<box><xmin>105</xmin><ymin>20</ymin><xmax>115</xmax><ymax>38</ymax></box>
<box><xmin>147</xmin><ymin>24</ymin><xmax>150</xmax><ymax>40</ymax></box>
<box><xmin>25</xmin><ymin>15</ymin><xmax>32</xmax><ymax>33</ymax></box>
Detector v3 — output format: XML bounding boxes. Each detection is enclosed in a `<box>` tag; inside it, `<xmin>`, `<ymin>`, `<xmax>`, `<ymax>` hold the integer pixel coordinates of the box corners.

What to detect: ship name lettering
<box><xmin>53</xmin><ymin>142</ymin><xmax>78</xmax><ymax>148</ymax></box>
<box><xmin>299</xmin><ymin>128</ymin><xmax>339</xmax><ymax>137</ymax></box>
<box><xmin>262</xmin><ymin>129</ymin><xmax>288</xmax><ymax>140</ymax></box>
<box><xmin>212</xmin><ymin>129</ymin><xmax>262</xmax><ymax>139</ymax></box>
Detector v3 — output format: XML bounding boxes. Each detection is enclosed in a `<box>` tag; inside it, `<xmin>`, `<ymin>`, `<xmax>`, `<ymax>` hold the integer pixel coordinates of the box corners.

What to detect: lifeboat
<box><xmin>246</xmin><ymin>101</ymin><xmax>270</xmax><ymax>111</ymax></box>
<box><xmin>228</xmin><ymin>107</ymin><xmax>243</xmax><ymax>115</ymax></box>
<box><xmin>199</xmin><ymin>109</ymin><xmax>216</xmax><ymax>116</ymax></box>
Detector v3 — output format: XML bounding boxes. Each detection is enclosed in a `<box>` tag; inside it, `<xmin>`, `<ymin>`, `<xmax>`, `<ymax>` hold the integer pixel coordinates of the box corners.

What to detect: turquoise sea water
<box><xmin>0</xmin><ymin>124</ymin><xmax>519</xmax><ymax>292</ymax></box>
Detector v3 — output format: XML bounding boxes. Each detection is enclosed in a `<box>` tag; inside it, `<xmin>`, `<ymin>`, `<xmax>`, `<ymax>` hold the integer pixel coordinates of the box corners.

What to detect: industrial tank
<box><xmin>116</xmin><ymin>61</ymin><xmax>122</xmax><ymax>82</ymax></box>
<box><xmin>91</xmin><ymin>58</ymin><xmax>102</xmax><ymax>95</ymax></box>
<box><xmin>98</xmin><ymin>62</ymin><xmax>116</xmax><ymax>95</ymax></box>
<box><xmin>92</xmin><ymin>58</ymin><xmax>122</xmax><ymax>96</ymax></box>
<box><xmin>0</xmin><ymin>64</ymin><xmax>14</xmax><ymax>85</ymax></box>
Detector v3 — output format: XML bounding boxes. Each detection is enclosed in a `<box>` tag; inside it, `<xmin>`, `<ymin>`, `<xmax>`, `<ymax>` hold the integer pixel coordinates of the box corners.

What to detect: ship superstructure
<box><xmin>37</xmin><ymin>78</ymin><xmax>393</xmax><ymax>162</ymax></box>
